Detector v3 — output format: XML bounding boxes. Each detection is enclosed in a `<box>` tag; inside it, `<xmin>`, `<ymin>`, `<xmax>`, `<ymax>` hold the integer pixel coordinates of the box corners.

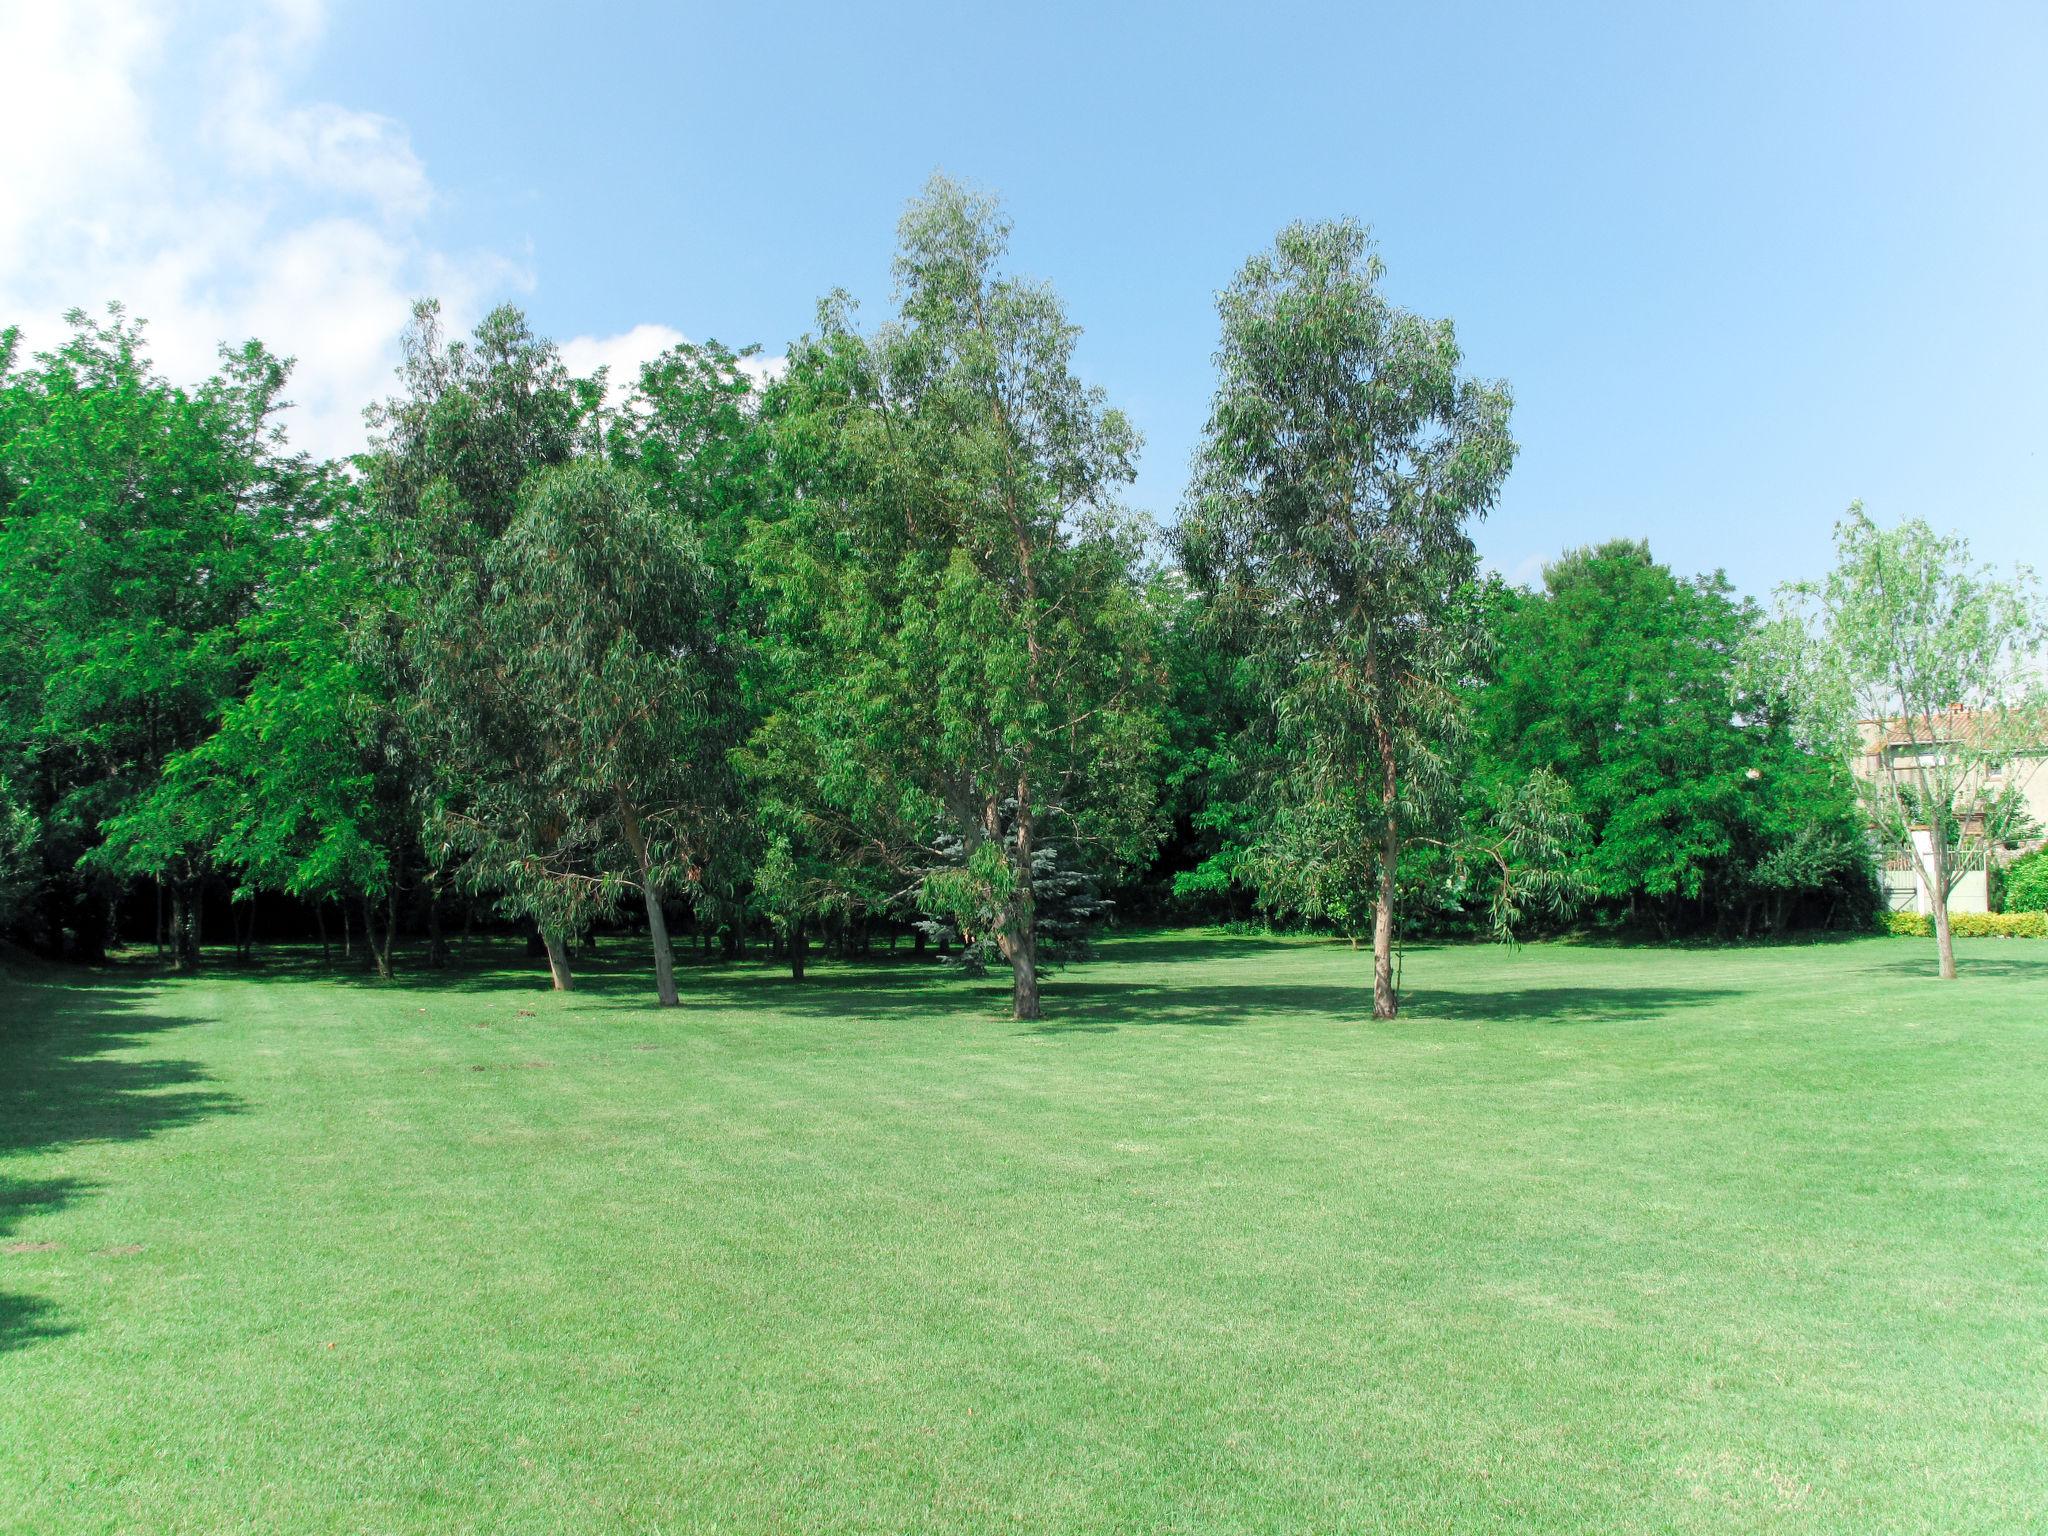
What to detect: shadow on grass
<box><xmin>0</xmin><ymin>971</ymin><xmax>241</xmax><ymax>1353</ymax></box>
<box><xmin>1872</xmin><ymin>951</ymin><xmax>2048</xmax><ymax>982</ymax></box>
<box><xmin>202</xmin><ymin>935</ymin><xmax>1749</xmax><ymax>1035</ymax></box>
<box><xmin>1022</xmin><ymin>980</ymin><xmax>1741</xmax><ymax>1034</ymax></box>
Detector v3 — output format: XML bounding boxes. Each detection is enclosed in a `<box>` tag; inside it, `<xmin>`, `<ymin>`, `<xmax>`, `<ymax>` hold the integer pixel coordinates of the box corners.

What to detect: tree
<box><xmin>168</xmin><ymin>493</ymin><xmax>420</xmax><ymax>977</ymax></box>
<box><xmin>468</xmin><ymin>460</ymin><xmax>743</xmax><ymax>1006</ymax></box>
<box><xmin>368</xmin><ymin>301</ymin><xmax>587</xmax><ymax>983</ymax></box>
<box><xmin>1767</xmin><ymin>505</ymin><xmax>2048</xmax><ymax>977</ymax></box>
<box><xmin>751</xmin><ymin>176</ymin><xmax>1165</xmax><ymax>1020</ymax></box>
<box><xmin>1177</xmin><ymin>221</ymin><xmax>1562</xmax><ymax>1018</ymax></box>
<box><xmin>0</xmin><ymin>309</ymin><xmax>308</xmax><ymax>965</ymax></box>
<box><xmin>1479</xmin><ymin>541</ymin><xmax>1876</xmax><ymax>937</ymax></box>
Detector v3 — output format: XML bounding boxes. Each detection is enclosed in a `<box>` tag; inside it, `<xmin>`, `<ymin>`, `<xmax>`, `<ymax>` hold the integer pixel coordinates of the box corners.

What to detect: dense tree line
<box><xmin>0</xmin><ymin>178</ymin><xmax>1892</xmax><ymax>1017</ymax></box>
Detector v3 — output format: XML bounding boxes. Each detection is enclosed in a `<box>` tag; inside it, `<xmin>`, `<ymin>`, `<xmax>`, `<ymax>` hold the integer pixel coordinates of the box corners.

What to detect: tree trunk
<box><xmin>168</xmin><ymin>884</ymin><xmax>192</xmax><ymax>971</ymax></box>
<box><xmin>542</xmin><ymin>929</ymin><xmax>574</xmax><ymax>991</ymax></box>
<box><xmin>1929</xmin><ymin>822</ymin><xmax>1958</xmax><ymax>980</ymax></box>
<box><xmin>316</xmin><ymin>903</ymin><xmax>330</xmax><ymax>967</ymax></box>
<box><xmin>426</xmin><ymin>889</ymin><xmax>449</xmax><ymax>969</ymax></box>
<box><xmin>155</xmin><ymin>876</ymin><xmax>165</xmax><ymax>957</ymax></box>
<box><xmin>1372</xmin><ymin>805</ymin><xmax>1400</xmax><ymax>1021</ymax></box>
<box><xmin>790</xmin><ymin>918</ymin><xmax>807</xmax><ymax>981</ymax></box>
<box><xmin>618</xmin><ymin>797</ymin><xmax>680</xmax><ymax>1007</ymax></box>
<box><xmin>1010</xmin><ymin>922</ymin><xmax>1040</xmax><ymax>1021</ymax></box>
<box><xmin>362</xmin><ymin>892</ymin><xmax>394</xmax><ymax>980</ymax></box>
<box><xmin>913</xmin><ymin>927</ymin><xmax>927</xmax><ymax>958</ymax></box>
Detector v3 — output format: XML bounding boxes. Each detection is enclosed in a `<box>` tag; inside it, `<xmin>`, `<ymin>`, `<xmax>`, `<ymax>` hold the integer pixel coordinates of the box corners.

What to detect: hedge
<box><xmin>1885</xmin><ymin>909</ymin><xmax>2048</xmax><ymax>939</ymax></box>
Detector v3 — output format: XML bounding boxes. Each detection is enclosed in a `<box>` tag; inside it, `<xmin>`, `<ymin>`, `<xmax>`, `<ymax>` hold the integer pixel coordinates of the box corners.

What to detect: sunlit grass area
<box><xmin>4</xmin><ymin>930</ymin><xmax>2044</xmax><ymax>1533</ymax></box>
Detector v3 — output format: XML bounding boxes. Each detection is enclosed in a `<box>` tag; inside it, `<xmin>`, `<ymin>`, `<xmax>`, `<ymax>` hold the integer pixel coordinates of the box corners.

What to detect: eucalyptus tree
<box><xmin>366</xmin><ymin>300</ymin><xmax>586</xmax><ymax>978</ymax></box>
<box><xmin>1764</xmin><ymin>506</ymin><xmax>2048</xmax><ymax>978</ymax></box>
<box><xmin>466</xmin><ymin>460</ymin><xmax>743</xmax><ymax>1006</ymax></box>
<box><xmin>753</xmin><ymin>175</ymin><xmax>1165</xmax><ymax>1019</ymax></box>
<box><xmin>1177</xmin><ymin>221</ymin><xmax>1569</xmax><ymax>1019</ymax></box>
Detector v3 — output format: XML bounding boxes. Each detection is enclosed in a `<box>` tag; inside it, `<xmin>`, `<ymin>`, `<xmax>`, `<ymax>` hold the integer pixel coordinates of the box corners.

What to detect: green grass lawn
<box><xmin>3</xmin><ymin>930</ymin><xmax>2044</xmax><ymax>1533</ymax></box>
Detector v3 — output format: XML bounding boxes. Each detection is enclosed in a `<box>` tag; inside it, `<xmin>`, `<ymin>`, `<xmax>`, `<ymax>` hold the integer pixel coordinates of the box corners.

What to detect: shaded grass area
<box><xmin>2</xmin><ymin>931</ymin><xmax>2044</xmax><ymax>1532</ymax></box>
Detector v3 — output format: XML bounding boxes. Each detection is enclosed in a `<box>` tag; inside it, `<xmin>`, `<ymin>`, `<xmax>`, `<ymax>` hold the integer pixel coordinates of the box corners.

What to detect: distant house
<box><xmin>1852</xmin><ymin>710</ymin><xmax>2048</xmax><ymax>914</ymax></box>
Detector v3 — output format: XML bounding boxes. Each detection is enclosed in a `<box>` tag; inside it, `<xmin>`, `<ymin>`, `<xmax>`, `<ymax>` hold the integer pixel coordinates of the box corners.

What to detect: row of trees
<box><xmin>3</xmin><ymin>177</ymin><xmax>2035</xmax><ymax>1014</ymax></box>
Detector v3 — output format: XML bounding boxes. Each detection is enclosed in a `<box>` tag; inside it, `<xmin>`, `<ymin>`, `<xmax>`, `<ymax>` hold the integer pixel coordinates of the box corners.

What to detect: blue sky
<box><xmin>6</xmin><ymin>1</ymin><xmax>2044</xmax><ymax>599</ymax></box>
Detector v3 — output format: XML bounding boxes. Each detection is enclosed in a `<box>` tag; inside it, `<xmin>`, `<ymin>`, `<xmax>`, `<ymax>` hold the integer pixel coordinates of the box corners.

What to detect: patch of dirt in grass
<box><xmin>4</xmin><ymin>1240</ymin><xmax>59</xmax><ymax>1253</ymax></box>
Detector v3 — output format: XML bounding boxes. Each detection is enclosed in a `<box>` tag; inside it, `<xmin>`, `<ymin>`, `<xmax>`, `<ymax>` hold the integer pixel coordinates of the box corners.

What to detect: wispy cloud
<box><xmin>0</xmin><ymin>0</ymin><xmax>525</xmax><ymax>458</ymax></box>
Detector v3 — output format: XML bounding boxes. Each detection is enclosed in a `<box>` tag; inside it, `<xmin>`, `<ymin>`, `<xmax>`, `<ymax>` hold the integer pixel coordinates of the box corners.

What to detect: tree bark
<box><xmin>1010</xmin><ymin>922</ymin><xmax>1040</xmax><ymax>1021</ymax></box>
<box><xmin>316</xmin><ymin>903</ymin><xmax>330</xmax><ymax>967</ymax></box>
<box><xmin>426</xmin><ymin>888</ymin><xmax>449</xmax><ymax>970</ymax></box>
<box><xmin>618</xmin><ymin>797</ymin><xmax>679</xmax><ymax>1007</ymax></box>
<box><xmin>541</xmin><ymin>929</ymin><xmax>574</xmax><ymax>991</ymax></box>
<box><xmin>1930</xmin><ymin>820</ymin><xmax>1958</xmax><ymax>980</ymax></box>
<box><xmin>789</xmin><ymin>918</ymin><xmax>807</xmax><ymax>981</ymax></box>
<box><xmin>169</xmin><ymin>884</ymin><xmax>193</xmax><ymax>971</ymax></box>
<box><xmin>1368</xmin><ymin>806</ymin><xmax>1400</xmax><ymax>1024</ymax></box>
<box><xmin>362</xmin><ymin>892</ymin><xmax>394</xmax><ymax>980</ymax></box>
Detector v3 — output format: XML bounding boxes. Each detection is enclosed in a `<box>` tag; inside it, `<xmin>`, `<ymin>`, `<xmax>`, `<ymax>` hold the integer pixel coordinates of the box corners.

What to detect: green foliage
<box><xmin>1998</xmin><ymin>849</ymin><xmax>2048</xmax><ymax>913</ymax></box>
<box><xmin>749</xmin><ymin>176</ymin><xmax>1166</xmax><ymax>1018</ymax></box>
<box><xmin>0</xmin><ymin>307</ymin><xmax>313</xmax><ymax>961</ymax></box>
<box><xmin>1175</xmin><ymin>220</ymin><xmax>1558</xmax><ymax>1014</ymax></box>
<box><xmin>1765</xmin><ymin>505</ymin><xmax>2048</xmax><ymax>975</ymax></box>
<box><xmin>443</xmin><ymin>459</ymin><xmax>745</xmax><ymax>1001</ymax></box>
<box><xmin>1481</xmin><ymin>540</ymin><xmax>1878</xmax><ymax>936</ymax></box>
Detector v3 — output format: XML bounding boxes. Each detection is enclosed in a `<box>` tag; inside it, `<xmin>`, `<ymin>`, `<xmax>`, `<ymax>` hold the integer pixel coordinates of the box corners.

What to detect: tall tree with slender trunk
<box><xmin>1177</xmin><ymin>221</ymin><xmax>1552</xmax><ymax>1019</ymax></box>
<box><xmin>367</xmin><ymin>301</ymin><xmax>585</xmax><ymax>982</ymax></box>
<box><xmin>752</xmin><ymin>176</ymin><xmax>1165</xmax><ymax>1020</ymax></box>
<box><xmin>1763</xmin><ymin>506</ymin><xmax>2048</xmax><ymax>978</ymax></box>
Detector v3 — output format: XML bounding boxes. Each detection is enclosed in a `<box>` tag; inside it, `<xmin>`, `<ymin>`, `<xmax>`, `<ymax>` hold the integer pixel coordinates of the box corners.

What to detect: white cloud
<box><xmin>562</xmin><ymin>322</ymin><xmax>786</xmax><ymax>407</ymax></box>
<box><xmin>0</xmin><ymin>0</ymin><xmax>524</xmax><ymax>459</ymax></box>
<box><xmin>560</xmin><ymin>323</ymin><xmax>689</xmax><ymax>405</ymax></box>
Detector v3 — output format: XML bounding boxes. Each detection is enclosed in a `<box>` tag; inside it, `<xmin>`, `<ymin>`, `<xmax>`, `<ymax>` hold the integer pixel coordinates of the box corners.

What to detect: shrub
<box><xmin>1886</xmin><ymin>909</ymin><xmax>2046</xmax><ymax>939</ymax></box>
<box><xmin>2002</xmin><ymin>849</ymin><xmax>2048</xmax><ymax>914</ymax></box>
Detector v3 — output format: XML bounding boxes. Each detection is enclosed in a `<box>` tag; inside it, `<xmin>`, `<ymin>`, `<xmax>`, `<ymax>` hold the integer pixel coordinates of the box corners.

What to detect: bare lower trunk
<box><xmin>1010</xmin><ymin>923</ymin><xmax>1040</xmax><ymax>1021</ymax></box>
<box><xmin>789</xmin><ymin>918</ymin><xmax>807</xmax><ymax>981</ymax></box>
<box><xmin>542</xmin><ymin>929</ymin><xmax>573</xmax><ymax>991</ymax></box>
<box><xmin>362</xmin><ymin>892</ymin><xmax>394</xmax><ymax>981</ymax></box>
<box><xmin>1372</xmin><ymin>807</ymin><xmax>1399</xmax><ymax>1020</ymax></box>
<box><xmin>644</xmin><ymin>892</ymin><xmax>679</xmax><ymax>1006</ymax></box>
<box><xmin>168</xmin><ymin>883</ymin><xmax>197</xmax><ymax>972</ymax></box>
<box><xmin>1929</xmin><ymin>822</ymin><xmax>1958</xmax><ymax>980</ymax></box>
<box><xmin>618</xmin><ymin>797</ymin><xmax>679</xmax><ymax>1007</ymax></box>
<box><xmin>426</xmin><ymin>889</ymin><xmax>449</xmax><ymax>970</ymax></box>
<box><xmin>316</xmin><ymin>903</ymin><xmax>330</xmax><ymax>966</ymax></box>
<box><xmin>1931</xmin><ymin>885</ymin><xmax>1958</xmax><ymax>980</ymax></box>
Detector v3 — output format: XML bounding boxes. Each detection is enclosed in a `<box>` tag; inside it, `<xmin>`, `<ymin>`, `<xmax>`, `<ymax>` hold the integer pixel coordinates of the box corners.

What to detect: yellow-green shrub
<box><xmin>1885</xmin><ymin>910</ymin><xmax>2046</xmax><ymax>938</ymax></box>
